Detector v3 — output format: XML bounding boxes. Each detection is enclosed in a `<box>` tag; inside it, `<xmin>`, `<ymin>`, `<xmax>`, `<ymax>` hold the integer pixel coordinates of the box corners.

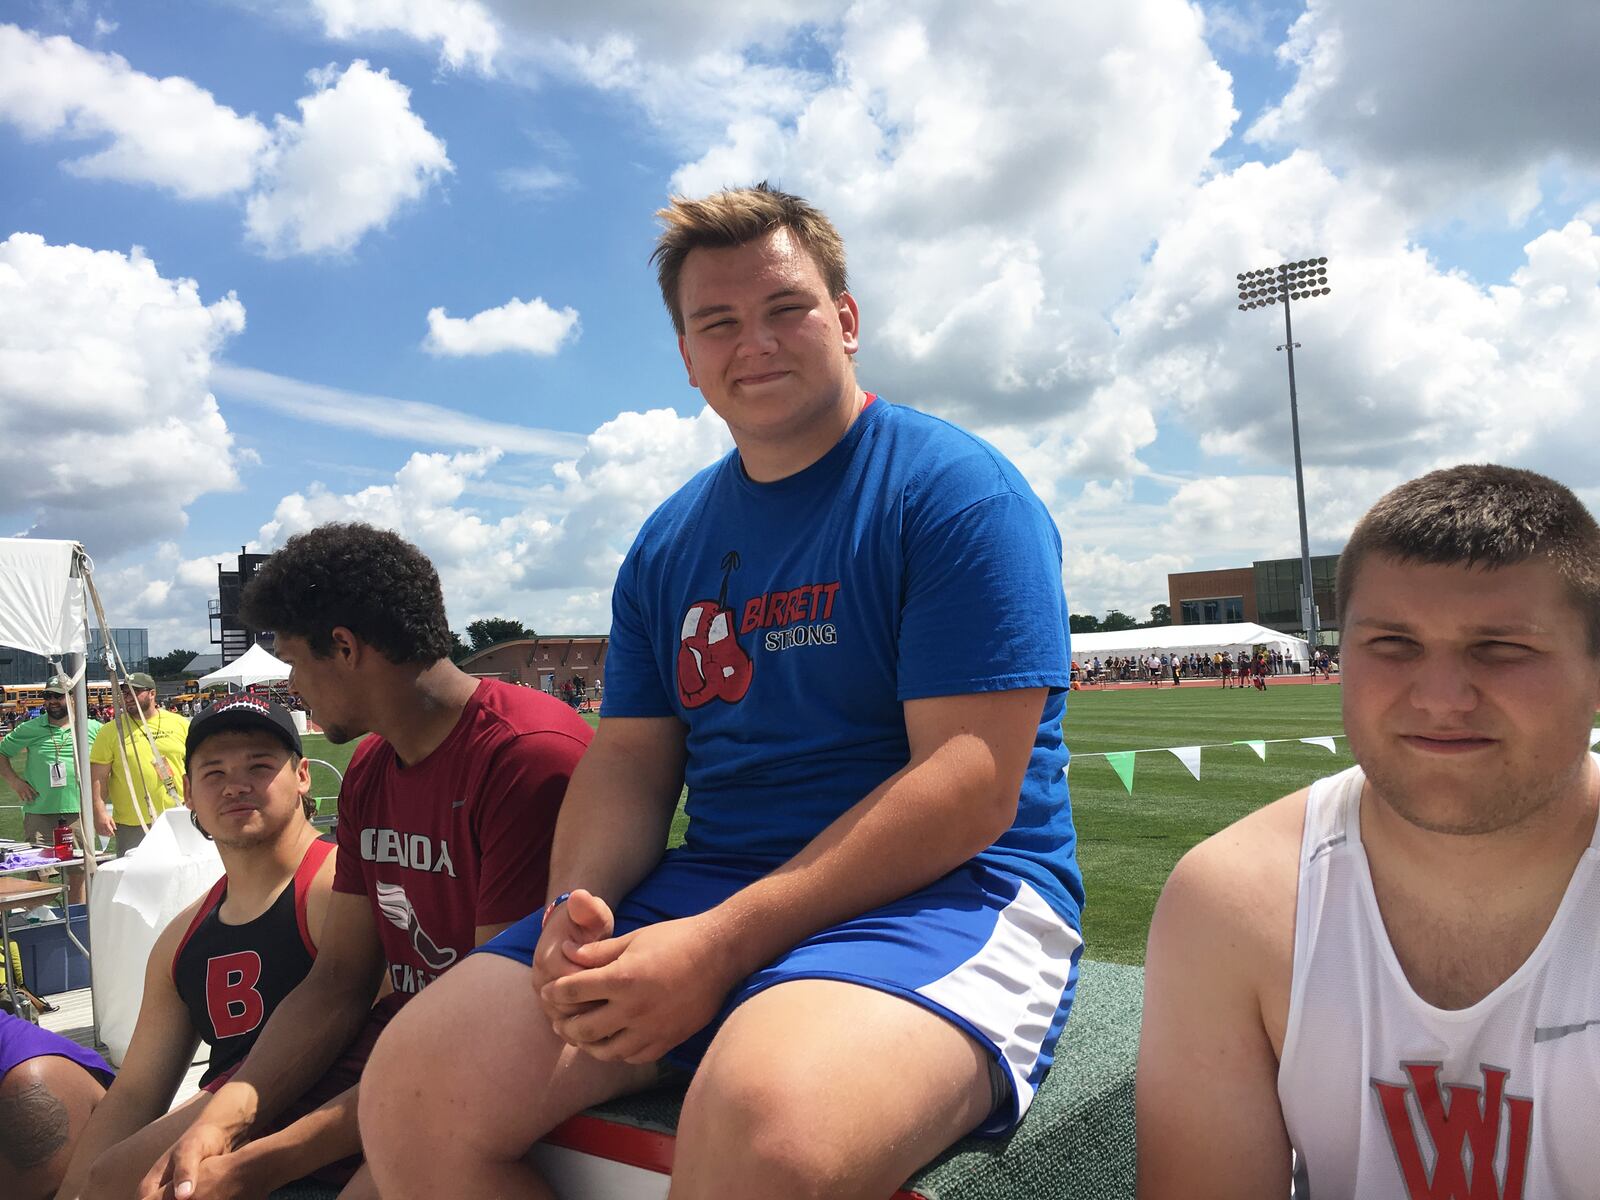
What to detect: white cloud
<box><xmin>497</xmin><ymin>165</ymin><xmax>574</xmax><ymax>197</ymax></box>
<box><xmin>670</xmin><ymin>0</ymin><xmax>1237</xmax><ymax>467</ymax></box>
<box><xmin>307</xmin><ymin>0</ymin><xmax>845</xmax><ymax>77</ymax></box>
<box><xmin>245</xmin><ymin>60</ymin><xmax>452</xmax><ymax>257</ymax></box>
<box><xmin>423</xmin><ymin>296</ymin><xmax>580</xmax><ymax>357</ymax></box>
<box><xmin>1201</xmin><ymin>2</ymin><xmax>1276</xmax><ymax>55</ymax></box>
<box><xmin>211</xmin><ymin>364</ymin><xmax>587</xmax><ymax>458</ymax></box>
<box><xmin>0</xmin><ymin>22</ymin><xmax>269</xmax><ymax>198</ymax></box>
<box><xmin>0</xmin><ymin>232</ymin><xmax>245</xmax><ymax>550</ymax></box>
<box><xmin>254</xmin><ymin>407</ymin><xmax>731</xmax><ymax>632</ymax></box>
<box><xmin>307</xmin><ymin>0</ymin><xmax>846</xmax><ymax>148</ymax></box>
<box><xmin>1107</xmin><ymin>153</ymin><xmax>1600</xmax><ymax>485</ymax></box>
<box><xmin>1064</xmin><ymin>546</ymin><xmax>1190</xmax><ymax>624</ymax></box>
<box><xmin>310</xmin><ymin>0</ymin><xmax>501</xmax><ymax>72</ymax></box>
<box><xmin>88</xmin><ymin>545</ymin><xmax>240</xmax><ymax>655</ymax></box>
<box><xmin>0</xmin><ymin>28</ymin><xmax>451</xmax><ymax>257</ymax></box>
<box><xmin>1249</xmin><ymin>0</ymin><xmax>1600</xmax><ymax>221</ymax></box>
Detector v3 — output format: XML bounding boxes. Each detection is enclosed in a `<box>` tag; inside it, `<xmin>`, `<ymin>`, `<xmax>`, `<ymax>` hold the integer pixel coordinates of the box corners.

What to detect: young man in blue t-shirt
<box><xmin>361</xmin><ymin>184</ymin><xmax>1083</xmax><ymax>1198</ymax></box>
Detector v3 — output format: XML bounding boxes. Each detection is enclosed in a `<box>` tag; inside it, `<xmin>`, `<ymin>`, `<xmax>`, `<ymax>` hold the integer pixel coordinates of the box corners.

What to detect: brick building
<box><xmin>457</xmin><ymin>635</ymin><xmax>608</xmax><ymax>695</ymax></box>
<box><xmin>1168</xmin><ymin>554</ymin><xmax>1340</xmax><ymax>639</ymax></box>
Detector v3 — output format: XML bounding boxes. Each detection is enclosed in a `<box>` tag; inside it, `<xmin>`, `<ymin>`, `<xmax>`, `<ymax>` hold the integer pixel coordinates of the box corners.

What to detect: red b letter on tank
<box><xmin>206</xmin><ymin>951</ymin><xmax>265</xmax><ymax>1038</ymax></box>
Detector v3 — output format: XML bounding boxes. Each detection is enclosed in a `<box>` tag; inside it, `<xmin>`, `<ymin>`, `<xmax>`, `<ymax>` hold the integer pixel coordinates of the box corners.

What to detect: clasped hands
<box><xmin>531</xmin><ymin>889</ymin><xmax>739</xmax><ymax>1065</ymax></box>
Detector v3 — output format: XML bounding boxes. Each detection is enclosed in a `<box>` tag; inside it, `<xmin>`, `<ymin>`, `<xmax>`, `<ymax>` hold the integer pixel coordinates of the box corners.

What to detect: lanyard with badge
<box><xmin>45</xmin><ymin>721</ymin><xmax>74</xmax><ymax>789</ymax></box>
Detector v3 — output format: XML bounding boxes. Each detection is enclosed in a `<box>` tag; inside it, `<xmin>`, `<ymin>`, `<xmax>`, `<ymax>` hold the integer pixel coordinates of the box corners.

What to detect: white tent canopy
<box><xmin>1071</xmin><ymin>622</ymin><xmax>1310</xmax><ymax>665</ymax></box>
<box><xmin>196</xmin><ymin>642</ymin><xmax>291</xmax><ymax>689</ymax></box>
<box><xmin>0</xmin><ymin>538</ymin><xmax>86</xmax><ymax>660</ymax></box>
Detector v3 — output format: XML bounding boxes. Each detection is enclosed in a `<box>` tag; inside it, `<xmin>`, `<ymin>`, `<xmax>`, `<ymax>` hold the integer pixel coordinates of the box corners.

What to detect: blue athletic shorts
<box><xmin>475</xmin><ymin>852</ymin><xmax>1082</xmax><ymax>1134</ymax></box>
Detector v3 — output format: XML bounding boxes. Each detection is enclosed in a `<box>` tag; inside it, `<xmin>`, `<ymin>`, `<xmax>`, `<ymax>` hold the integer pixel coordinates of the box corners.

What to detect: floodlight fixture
<box><xmin>1231</xmin><ymin>255</ymin><xmax>1335</xmax><ymax>647</ymax></box>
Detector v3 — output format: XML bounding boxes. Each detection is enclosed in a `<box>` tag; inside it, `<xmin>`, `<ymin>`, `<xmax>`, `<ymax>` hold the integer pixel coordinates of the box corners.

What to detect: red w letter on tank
<box><xmin>1372</xmin><ymin>1062</ymin><xmax>1534</xmax><ymax>1200</ymax></box>
<box><xmin>206</xmin><ymin>951</ymin><xmax>266</xmax><ymax>1038</ymax></box>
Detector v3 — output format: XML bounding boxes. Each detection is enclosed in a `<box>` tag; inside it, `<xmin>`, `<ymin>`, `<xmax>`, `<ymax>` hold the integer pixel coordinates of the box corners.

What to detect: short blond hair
<box><xmin>651</xmin><ymin>182</ymin><xmax>849</xmax><ymax>334</ymax></box>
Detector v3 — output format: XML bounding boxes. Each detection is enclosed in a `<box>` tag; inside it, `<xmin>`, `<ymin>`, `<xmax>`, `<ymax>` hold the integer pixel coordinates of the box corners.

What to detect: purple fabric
<box><xmin>0</xmin><ymin>1011</ymin><xmax>114</xmax><ymax>1085</ymax></box>
<box><xmin>1</xmin><ymin>849</ymin><xmax>63</xmax><ymax>871</ymax></box>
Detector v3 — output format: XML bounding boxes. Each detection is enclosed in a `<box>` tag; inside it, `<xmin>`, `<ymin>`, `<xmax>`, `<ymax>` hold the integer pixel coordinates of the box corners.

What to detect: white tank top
<box><xmin>1278</xmin><ymin>761</ymin><xmax>1600</xmax><ymax>1200</ymax></box>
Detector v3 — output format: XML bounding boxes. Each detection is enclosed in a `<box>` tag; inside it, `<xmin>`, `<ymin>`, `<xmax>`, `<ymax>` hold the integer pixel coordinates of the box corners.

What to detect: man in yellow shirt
<box><xmin>89</xmin><ymin>673</ymin><xmax>187</xmax><ymax>855</ymax></box>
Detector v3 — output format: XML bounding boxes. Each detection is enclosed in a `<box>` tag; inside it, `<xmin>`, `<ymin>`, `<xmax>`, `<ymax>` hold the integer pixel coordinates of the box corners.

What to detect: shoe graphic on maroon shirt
<box><xmin>376</xmin><ymin>881</ymin><xmax>458</xmax><ymax>972</ymax></box>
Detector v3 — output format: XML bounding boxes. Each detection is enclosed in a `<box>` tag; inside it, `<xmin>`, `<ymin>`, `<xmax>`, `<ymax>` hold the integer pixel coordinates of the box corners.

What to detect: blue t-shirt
<box><xmin>603</xmin><ymin>397</ymin><xmax>1081</xmax><ymax>923</ymax></box>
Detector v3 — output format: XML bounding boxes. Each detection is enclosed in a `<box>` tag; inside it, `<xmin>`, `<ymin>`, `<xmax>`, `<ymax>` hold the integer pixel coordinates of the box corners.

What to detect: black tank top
<box><xmin>172</xmin><ymin>838</ymin><xmax>334</xmax><ymax>1086</ymax></box>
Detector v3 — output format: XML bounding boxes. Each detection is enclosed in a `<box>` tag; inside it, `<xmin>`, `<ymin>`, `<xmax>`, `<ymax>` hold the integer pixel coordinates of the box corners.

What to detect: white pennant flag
<box><xmin>1300</xmin><ymin>736</ymin><xmax>1338</xmax><ymax>754</ymax></box>
<box><xmin>1168</xmin><ymin>746</ymin><xmax>1202</xmax><ymax>780</ymax></box>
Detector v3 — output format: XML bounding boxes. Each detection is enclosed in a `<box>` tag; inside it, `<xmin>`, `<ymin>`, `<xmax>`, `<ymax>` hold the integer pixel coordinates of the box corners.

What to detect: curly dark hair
<box><xmin>240</xmin><ymin>523</ymin><xmax>454</xmax><ymax>664</ymax></box>
<box><xmin>1338</xmin><ymin>464</ymin><xmax>1600</xmax><ymax>653</ymax></box>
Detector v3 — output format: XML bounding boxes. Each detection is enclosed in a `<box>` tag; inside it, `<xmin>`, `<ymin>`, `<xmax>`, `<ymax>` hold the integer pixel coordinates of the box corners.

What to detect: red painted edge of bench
<box><xmin>543</xmin><ymin>1114</ymin><xmax>929</xmax><ymax>1198</ymax></box>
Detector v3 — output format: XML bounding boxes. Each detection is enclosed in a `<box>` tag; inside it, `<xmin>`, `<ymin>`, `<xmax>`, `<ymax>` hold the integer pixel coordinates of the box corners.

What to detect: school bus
<box><xmin>2</xmin><ymin>682</ymin><xmax>117</xmax><ymax>719</ymax></box>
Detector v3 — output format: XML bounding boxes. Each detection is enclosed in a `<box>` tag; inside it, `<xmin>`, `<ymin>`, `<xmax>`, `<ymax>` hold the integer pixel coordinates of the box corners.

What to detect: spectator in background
<box><xmin>89</xmin><ymin>674</ymin><xmax>186</xmax><ymax>856</ymax></box>
<box><xmin>0</xmin><ymin>676</ymin><xmax>101</xmax><ymax>901</ymax></box>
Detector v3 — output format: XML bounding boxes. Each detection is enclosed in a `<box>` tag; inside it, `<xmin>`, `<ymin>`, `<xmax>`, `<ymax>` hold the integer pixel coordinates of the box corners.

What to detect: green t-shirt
<box><xmin>0</xmin><ymin>715</ymin><xmax>103</xmax><ymax>815</ymax></box>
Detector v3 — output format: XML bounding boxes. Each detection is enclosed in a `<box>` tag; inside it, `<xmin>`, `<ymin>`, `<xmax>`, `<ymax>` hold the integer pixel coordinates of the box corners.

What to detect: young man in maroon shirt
<box><xmin>139</xmin><ymin>523</ymin><xmax>593</xmax><ymax>1200</ymax></box>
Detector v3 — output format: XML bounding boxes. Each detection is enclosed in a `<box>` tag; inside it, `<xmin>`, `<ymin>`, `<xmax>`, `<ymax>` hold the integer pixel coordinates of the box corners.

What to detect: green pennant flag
<box><xmin>1235</xmin><ymin>740</ymin><xmax>1267</xmax><ymax>761</ymax></box>
<box><xmin>1106</xmin><ymin>750</ymin><xmax>1137</xmax><ymax>793</ymax></box>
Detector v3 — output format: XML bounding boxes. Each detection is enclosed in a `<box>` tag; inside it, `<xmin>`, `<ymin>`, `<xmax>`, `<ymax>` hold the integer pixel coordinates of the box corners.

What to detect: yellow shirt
<box><xmin>90</xmin><ymin>709</ymin><xmax>189</xmax><ymax>826</ymax></box>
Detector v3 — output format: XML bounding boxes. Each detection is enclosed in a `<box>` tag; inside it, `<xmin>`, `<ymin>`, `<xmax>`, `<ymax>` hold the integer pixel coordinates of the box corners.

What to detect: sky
<box><xmin>2</xmin><ymin>0</ymin><xmax>1597</xmax><ymax>656</ymax></box>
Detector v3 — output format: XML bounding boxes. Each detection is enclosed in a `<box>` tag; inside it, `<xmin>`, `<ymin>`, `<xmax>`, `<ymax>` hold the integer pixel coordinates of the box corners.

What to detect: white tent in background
<box><xmin>1070</xmin><ymin>621</ymin><xmax>1311</xmax><ymax>665</ymax></box>
<box><xmin>196</xmin><ymin>641</ymin><xmax>291</xmax><ymax>689</ymax></box>
<box><xmin>0</xmin><ymin>539</ymin><xmax>87</xmax><ymax>664</ymax></box>
<box><xmin>0</xmin><ymin>539</ymin><xmax>94</xmax><ymax>804</ymax></box>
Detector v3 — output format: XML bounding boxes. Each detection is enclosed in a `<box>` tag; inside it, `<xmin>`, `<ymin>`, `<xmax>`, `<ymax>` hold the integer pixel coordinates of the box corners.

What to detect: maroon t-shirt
<box><xmin>333</xmin><ymin>679</ymin><xmax>592</xmax><ymax>996</ymax></box>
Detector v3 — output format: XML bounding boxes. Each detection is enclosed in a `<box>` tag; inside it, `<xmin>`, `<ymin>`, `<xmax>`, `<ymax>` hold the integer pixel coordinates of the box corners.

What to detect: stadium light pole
<box><xmin>1235</xmin><ymin>257</ymin><xmax>1332</xmax><ymax>648</ymax></box>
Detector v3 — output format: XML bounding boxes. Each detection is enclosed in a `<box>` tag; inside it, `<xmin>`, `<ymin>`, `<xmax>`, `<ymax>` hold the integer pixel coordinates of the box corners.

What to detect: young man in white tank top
<box><xmin>1137</xmin><ymin>464</ymin><xmax>1600</xmax><ymax>1200</ymax></box>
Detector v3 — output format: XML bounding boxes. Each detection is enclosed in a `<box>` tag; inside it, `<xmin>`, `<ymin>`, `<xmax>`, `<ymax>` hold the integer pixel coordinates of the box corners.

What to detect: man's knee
<box><xmin>679</xmin><ymin>1046</ymin><xmax>856</xmax><ymax>1193</ymax></box>
<box><xmin>361</xmin><ymin>958</ymin><xmax>545</xmax><ymax>1155</ymax></box>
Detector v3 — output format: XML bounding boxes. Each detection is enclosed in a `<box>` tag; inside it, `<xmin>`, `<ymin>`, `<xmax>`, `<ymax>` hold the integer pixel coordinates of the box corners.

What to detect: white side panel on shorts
<box><xmin>914</xmin><ymin>879</ymin><xmax>1080</xmax><ymax>1113</ymax></box>
<box><xmin>529</xmin><ymin>1143</ymin><xmax>671</xmax><ymax>1200</ymax></box>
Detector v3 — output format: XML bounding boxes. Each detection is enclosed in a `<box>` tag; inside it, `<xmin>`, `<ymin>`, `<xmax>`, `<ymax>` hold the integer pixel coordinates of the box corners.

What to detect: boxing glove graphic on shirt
<box><xmin>677</xmin><ymin>551</ymin><xmax>753</xmax><ymax>708</ymax></box>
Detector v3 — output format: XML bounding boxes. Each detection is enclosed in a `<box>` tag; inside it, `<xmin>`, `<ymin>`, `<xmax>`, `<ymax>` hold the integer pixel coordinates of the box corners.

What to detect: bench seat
<box><xmin>272</xmin><ymin>959</ymin><xmax>1142</xmax><ymax>1200</ymax></box>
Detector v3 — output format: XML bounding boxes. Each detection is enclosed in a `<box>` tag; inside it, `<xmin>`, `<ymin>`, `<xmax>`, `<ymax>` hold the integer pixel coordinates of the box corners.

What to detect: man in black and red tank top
<box><xmin>171</xmin><ymin>817</ymin><xmax>331</xmax><ymax>1089</ymax></box>
<box><xmin>137</xmin><ymin>524</ymin><xmax>591</xmax><ymax>1200</ymax></box>
<box><xmin>57</xmin><ymin>697</ymin><xmax>340</xmax><ymax>1199</ymax></box>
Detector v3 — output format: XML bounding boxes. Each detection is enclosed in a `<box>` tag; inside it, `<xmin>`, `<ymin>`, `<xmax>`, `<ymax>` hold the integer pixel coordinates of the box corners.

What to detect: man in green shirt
<box><xmin>89</xmin><ymin>673</ymin><xmax>187</xmax><ymax>856</ymax></box>
<box><xmin>0</xmin><ymin>676</ymin><xmax>101</xmax><ymax>900</ymax></box>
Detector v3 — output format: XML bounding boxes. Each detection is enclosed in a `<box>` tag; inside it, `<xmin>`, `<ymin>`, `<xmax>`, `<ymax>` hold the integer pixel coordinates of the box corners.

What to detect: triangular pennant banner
<box><xmin>1062</xmin><ymin>759</ymin><xmax>1071</xmax><ymax>779</ymax></box>
<box><xmin>1591</xmin><ymin>728</ymin><xmax>1600</xmax><ymax>748</ymax></box>
<box><xmin>1168</xmin><ymin>745</ymin><xmax>1202</xmax><ymax>780</ymax></box>
<box><xmin>1235</xmin><ymin>739</ymin><xmax>1267</xmax><ymax>760</ymax></box>
<box><xmin>1106</xmin><ymin>751</ymin><xmax>1137</xmax><ymax>794</ymax></box>
<box><xmin>1300</xmin><ymin>737</ymin><xmax>1338</xmax><ymax>754</ymax></box>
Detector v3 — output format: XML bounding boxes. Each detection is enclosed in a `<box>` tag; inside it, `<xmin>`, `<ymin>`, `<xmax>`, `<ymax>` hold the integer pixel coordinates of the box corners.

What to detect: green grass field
<box><xmin>8</xmin><ymin>691</ymin><xmax>1595</xmax><ymax>967</ymax></box>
